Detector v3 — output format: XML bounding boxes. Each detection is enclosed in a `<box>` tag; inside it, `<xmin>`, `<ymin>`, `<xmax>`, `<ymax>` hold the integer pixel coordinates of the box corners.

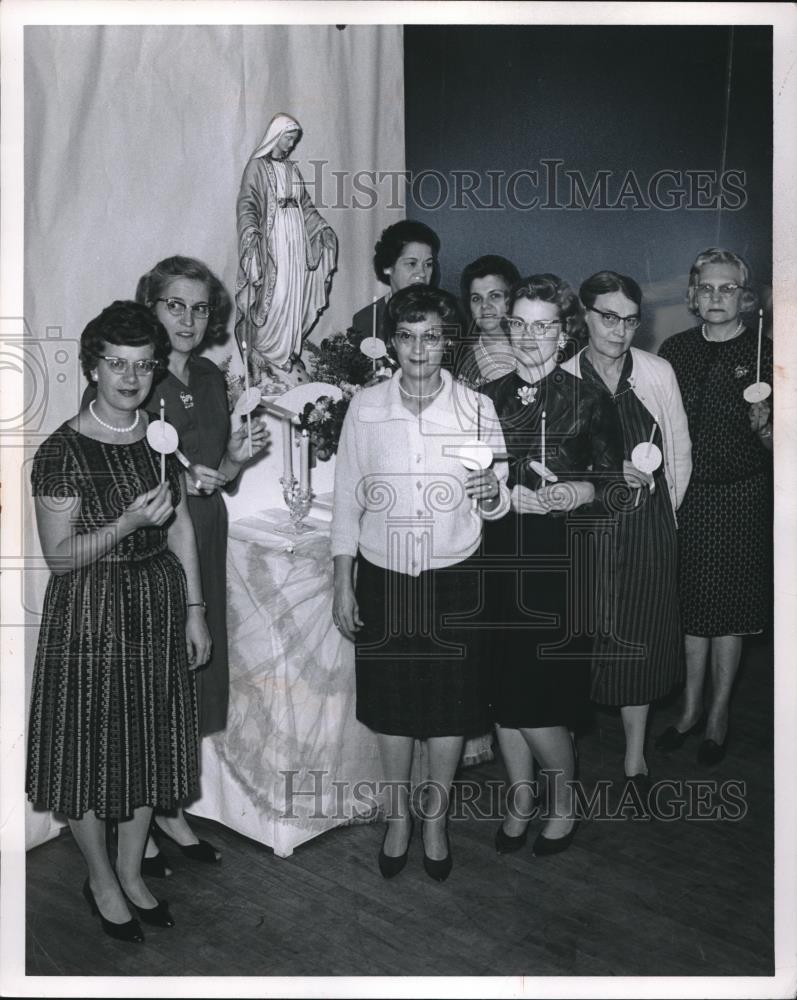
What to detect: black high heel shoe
<box><xmin>495</xmin><ymin>822</ymin><xmax>529</xmax><ymax>855</ymax></box>
<box><xmin>141</xmin><ymin>852</ymin><xmax>172</xmax><ymax>879</ymax></box>
<box><xmin>422</xmin><ymin>822</ymin><xmax>453</xmax><ymax>882</ymax></box>
<box><xmin>153</xmin><ymin>819</ymin><xmax>221</xmax><ymax>864</ymax></box>
<box><xmin>378</xmin><ymin>815</ymin><xmax>414</xmax><ymax>879</ymax></box>
<box><xmin>82</xmin><ymin>879</ymin><xmax>144</xmax><ymax>943</ymax></box>
<box><xmin>655</xmin><ymin>714</ymin><xmax>706</xmax><ymax>753</ymax></box>
<box><xmin>532</xmin><ymin>821</ymin><xmax>579</xmax><ymax>858</ymax></box>
<box><xmin>125</xmin><ymin>895</ymin><xmax>175</xmax><ymax>928</ymax></box>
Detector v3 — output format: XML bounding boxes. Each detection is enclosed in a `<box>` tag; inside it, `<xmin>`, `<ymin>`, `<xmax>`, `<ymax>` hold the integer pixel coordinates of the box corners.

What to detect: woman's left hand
<box><xmin>227</xmin><ymin>418</ymin><xmax>270</xmax><ymax>464</ymax></box>
<box><xmin>536</xmin><ymin>480</ymin><xmax>596</xmax><ymax>512</ymax></box>
<box><xmin>185</xmin><ymin>611</ymin><xmax>212</xmax><ymax>670</ymax></box>
<box><xmin>465</xmin><ymin>467</ymin><xmax>500</xmax><ymax>503</ymax></box>
<box><xmin>748</xmin><ymin>399</ymin><xmax>772</xmax><ymax>434</ymax></box>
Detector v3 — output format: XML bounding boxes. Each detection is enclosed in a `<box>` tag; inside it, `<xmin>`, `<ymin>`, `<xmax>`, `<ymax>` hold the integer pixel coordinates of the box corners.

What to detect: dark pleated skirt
<box><xmin>485</xmin><ymin>512</ymin><xmax>592</xmax><ymax>730</ymax></box>
<box><xmin>354</xmin><ymin>554</ymin><xmax>490</xmax><ymax>738</ymax></box>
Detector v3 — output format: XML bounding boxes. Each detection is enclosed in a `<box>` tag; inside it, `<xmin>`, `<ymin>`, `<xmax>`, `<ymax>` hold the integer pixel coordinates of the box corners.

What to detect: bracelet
<box><xmin>187</xmin><ymin>601</ymin><xmax>207</xmax><ymax>609</ymax></box>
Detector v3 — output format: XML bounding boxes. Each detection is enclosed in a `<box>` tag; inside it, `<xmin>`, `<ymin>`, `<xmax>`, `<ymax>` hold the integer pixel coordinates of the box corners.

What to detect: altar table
<box><xmin>189</xmin><ymin>510</ymin><xmax>385</xmax><ymax>857</ymax></box>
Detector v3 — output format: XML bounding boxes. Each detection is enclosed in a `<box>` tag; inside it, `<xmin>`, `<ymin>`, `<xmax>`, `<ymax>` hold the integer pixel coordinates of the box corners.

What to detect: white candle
<box><xmin>477</xmin><ymin>395</ymin><xmax>482</xmax><ymax>442</ymax></box>
<box><xmin>541</xmin><ymin>410</ymin><xmax>546</xmax><ymax>481</ymax></box>
<box><xmin>241</xmin><ymin>339</ymin><xmax>253</xmax><ymax>457</ymax></box>
<box><xmin>756</xmin><ymin>307</ymin><xmax>763</xmax><ymax>385</ymax></box>
<box><xmin>647</xmin><ymin>417</ymin><xmax>658</xmax><ymax>456</ymax></box>
<box><xmin>159</xmin><ymin>397</ymin><xmax>166</xmax><ymax>484</ymax></box>
<box><xmin>372</xmin><ymin>296</ymin><xmax>379</xmax><ymax>373</ymax></box>
<box><xmin>282</xmin><ymin>419</ymin><xmax>293</xmax><ymax>481</ymax></box>
<box><xmin>300</xmin><ymin>429</ymin><xmax>310</xmax><ymax>491</ymax></box>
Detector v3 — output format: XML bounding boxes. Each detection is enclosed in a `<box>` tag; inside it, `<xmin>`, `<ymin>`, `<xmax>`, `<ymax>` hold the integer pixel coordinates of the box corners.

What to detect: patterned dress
<box><xmin>581</xmin><ymin>354</ymin><xmax>684</xmax><ymax>706</ymax></box>
<box><xmin>158</xmin><ymin>357</ymin><xmax>231</xmax><ymax>735</ymax></box>
<box><xmin>480</xmin><ymin>368</ymin><xmax>623</xmax><ymax>729</ymax></box>
<box><xmin>26</xmin><ymin>424</ymin><xmax>199</xmax><ymax>820</ymax></box>
<box><xmin>658</xmin><ymin>326</ymin><xmax>773</xmax><ymax>635</ymax></box>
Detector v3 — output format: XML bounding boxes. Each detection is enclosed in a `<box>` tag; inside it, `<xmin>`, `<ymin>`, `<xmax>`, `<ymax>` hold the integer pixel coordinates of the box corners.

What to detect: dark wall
<box><xmin>404</xmin><ymin>25</ymin><xmax>772</xmax><ymax>348</ymax></box>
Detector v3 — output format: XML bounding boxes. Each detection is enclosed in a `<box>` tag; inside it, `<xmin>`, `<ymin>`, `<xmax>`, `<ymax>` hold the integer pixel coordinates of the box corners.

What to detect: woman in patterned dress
<box><xmin>561</xmin><ymin>272</ymin><xmax>692</xmax><ymax>789</ymax></box>
<box><xmin>27</xmin><ymin>301</ymin><xmax>210</xmax><ymax>941</ymax></box>
<box><xmin>655</xmin><ymin>249</ymin><xmax>772</xmax><ymax>765</ymax></box>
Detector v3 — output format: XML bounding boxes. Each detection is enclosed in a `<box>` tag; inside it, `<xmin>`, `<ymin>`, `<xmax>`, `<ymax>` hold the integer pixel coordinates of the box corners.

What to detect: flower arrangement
<box><xmin>222</xmin><ymin>328</ymin><xmax>393</xmax><ymax>460</ymax></box>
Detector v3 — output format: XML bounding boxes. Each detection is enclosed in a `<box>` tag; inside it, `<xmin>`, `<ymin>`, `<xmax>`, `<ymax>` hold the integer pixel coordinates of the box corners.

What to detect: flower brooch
<box><xmin>517</xmin><ymin>385</ymin><xmax>537</xmax><ymax>406</ymax></box>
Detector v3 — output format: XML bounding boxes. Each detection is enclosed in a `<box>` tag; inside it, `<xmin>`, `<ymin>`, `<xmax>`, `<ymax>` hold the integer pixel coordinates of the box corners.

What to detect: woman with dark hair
<box><xmin>561</xmin><ymin>271</ymin><xmax>692</xmax><ymax>789</ymax></box>
<box><xmin>457</xmin><ymin>254</ymin><xmax>520</xmax><ymax>386</ymax></box>
<box><xmin>350</xmin><ymin>219</ymin><xmax>441</xmax><ymax>342</ymax></box>
<box><xmin>481</xmin><ymin>274</ymin><xmax>622</xmax><ymax>856</ymax></box>
<box><xmin>133</xmin><ymin>255</ymin><xmax>268</xmax><ymax>874</ymax></box>
<box><xmin>28</xmin><ymin>301</ymin><xmax>210</xmax><ymax>941</ymax></box>
<box><xmin>332</xmin><ymin>285</ymin><xmax>509</xmax><ymax>881</ymax></box>
<box><xmin>655</xmin><ymin>249</ymin><xmax>772</xmax><ymax>765</ymax></box>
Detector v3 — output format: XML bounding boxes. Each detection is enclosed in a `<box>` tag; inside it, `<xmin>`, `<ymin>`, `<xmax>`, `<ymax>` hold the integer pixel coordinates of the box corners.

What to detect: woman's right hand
<box><xmin>186</xmin><ymin>464</ymin><xmax>229</xmax><ymax>496</ymax></box>
<box><xmin>120</xmin><ymin>483</ymin><xmax>174</xmax><ymax>532</ymax></box>
<box><xmin>623</xmin><ymin>459</ymin><xmax>655</xmax><ymax>493</ymax></box>
<box><xmin>511</xmin><ymin>483</ymin><xmax>553</xmax><ymax>515</ymax></box>
<box><xmin>332</xmin><ymin>582</ymin><xmax>363</xmax><ymax>642</ymax></box>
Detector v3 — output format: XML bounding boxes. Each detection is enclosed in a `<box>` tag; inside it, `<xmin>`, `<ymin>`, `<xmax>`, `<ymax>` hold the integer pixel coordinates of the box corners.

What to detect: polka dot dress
<box><xmin>659</xmin><ymin>326</ymin><xmax>773</xmax><ymax>636</ymax></box>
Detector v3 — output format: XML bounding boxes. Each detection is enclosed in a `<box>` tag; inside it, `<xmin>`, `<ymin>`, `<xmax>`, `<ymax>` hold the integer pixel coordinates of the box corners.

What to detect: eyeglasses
<box><xmin>101</xmin><ymin>356</ymin><xmax>159</xmax><ymax>375</ymax></box>
<box><xmin>505</xmin><ymin>317</ymin><xmax>562</xmax><ymax>338</ymax></box>
<box><xmin>395</xmin><ymin>328</ymin><xmax>443</xmax><ymax>346</ymax></box>
<box><xmin>588</xmin><ymin>307</ymin><xmax>641</xmax><ymax>332</ymax></box>
<box><xmin>695</xmin><ymin>282</ymin><xmax>742</xmax><ymax>298</ymax></box>
<box><xmin>155</xmin><ymin>297</ymin><xmax>211</xmax><ymax>319</ymax></box>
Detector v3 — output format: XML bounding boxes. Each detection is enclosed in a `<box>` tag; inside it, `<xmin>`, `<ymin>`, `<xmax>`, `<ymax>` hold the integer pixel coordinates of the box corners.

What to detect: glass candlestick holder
<box><xmin>275</xmin><ymin>475</ymin><xmax>314</xmax><ymax>534</ymax></box>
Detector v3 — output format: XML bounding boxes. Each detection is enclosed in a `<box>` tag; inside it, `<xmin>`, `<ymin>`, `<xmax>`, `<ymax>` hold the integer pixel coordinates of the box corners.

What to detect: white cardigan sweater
<box><xmin>561</xmin><ymin>347</ymin><xmax>692</xmax><ymax>516</ymax></box>
<box><xmin>331</xmin><ymin>370</ymin><xmax>509</xmax><ymax>576</ymax></box>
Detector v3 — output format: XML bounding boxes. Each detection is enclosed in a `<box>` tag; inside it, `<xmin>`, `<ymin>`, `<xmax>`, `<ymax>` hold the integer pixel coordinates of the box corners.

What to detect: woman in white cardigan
<box><xmin>561</xmin><ymin>271</ymin><xmax>692</xmax><ymax>792</ymax></box>
<box><xmin>332</xmin><ymin>285</ymin><xmax>509</xmax><ymax>882</ymax></box>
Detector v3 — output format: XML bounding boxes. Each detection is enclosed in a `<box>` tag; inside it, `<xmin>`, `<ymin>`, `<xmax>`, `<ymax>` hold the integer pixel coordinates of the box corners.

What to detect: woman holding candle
<box><xmin>561</xmin><ymin>271</ymin><xmax>692</xmax><ymax>789</ymax></box>
<box><xmin>332</xmin><ymin>285</ymin><xmax>509</xmax><ymax>881</ymax></box>
<box><xmin>655</xmin><ymin>249</ymin><xmax>772</xmax><ymax>765</ymax></box>
<box><xmin>481</xmin><ymin>274</ymin><xmax>623</xmax><ymax>856</ymax></box>
<box><xmin>350</xmin><ymin>220</ymin><xmax>441</xmax><ymax>344</ymax></box>
<box><xmin>27</xmin><ymin>301</ymin><xmax>209</xmax><ymax>941</ymax></box>
<box><xmin>456</xmin><ymin>254</ymin><xmax>520</xmax><ymax>387</ymax></box>
<box><xmin>134</xmin><ymin>255</ymin><xmax>268</xmax><ymax>873</ymax></box>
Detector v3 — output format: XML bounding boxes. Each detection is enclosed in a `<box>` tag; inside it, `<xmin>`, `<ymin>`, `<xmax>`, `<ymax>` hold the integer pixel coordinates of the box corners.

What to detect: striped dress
<box><xmin>26</xmin><ymin>424</ymin><xmax>199</xmax><ymax>820</ymax></box>
<box><xmin>581</xmin><ymin>354</ymin><xmax>684</xmax><ymax>706</ymax></box>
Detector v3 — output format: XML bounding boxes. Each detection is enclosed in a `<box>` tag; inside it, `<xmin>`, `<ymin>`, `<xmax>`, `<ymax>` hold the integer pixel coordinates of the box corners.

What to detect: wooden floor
<box><xmin>25</xmin><ymin>634</ymin><xmax>773</xmax><ymax>979</ymax></box>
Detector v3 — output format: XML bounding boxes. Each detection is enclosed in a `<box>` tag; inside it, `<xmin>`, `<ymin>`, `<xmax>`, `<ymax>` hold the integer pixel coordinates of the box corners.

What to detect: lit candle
<box><xmin>541</xmin><ymin>409</ymin><xmax>547</xmax><ymax>482</ymax></box>
<box><xmin>159</xmin><ymin>397</ymin><xmax>166</xmax><ymax>484</ymax></box>
<box><xmin>372</xmin><ymin>296</ymin><xmax>379</xmax><ymax>373</ymax></box>
<box><xmin>300</xmin><ymin>429</ymin><xmax>310</xmax><ymax>491</ymax></box>
<box><xmin>241</xmin><ymin>339</ymin><xmax>253</xmax><ymax>457</ymax></box>
<box><xmin>756</xmin><ymin>307</ymin><xmax>763</xmax><ymax>386</ymax></box>
<box><xmin>282</xmin><ymin>419</ymin><xmax>293</xmax><ymax>481</ymax></box>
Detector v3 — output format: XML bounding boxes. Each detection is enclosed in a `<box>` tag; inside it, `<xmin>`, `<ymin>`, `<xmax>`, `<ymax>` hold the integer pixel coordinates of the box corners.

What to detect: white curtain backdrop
<box><xmin>23</xmin><ymin>23</ymin><xmax>405</xmax><ymax>849</ymax></box>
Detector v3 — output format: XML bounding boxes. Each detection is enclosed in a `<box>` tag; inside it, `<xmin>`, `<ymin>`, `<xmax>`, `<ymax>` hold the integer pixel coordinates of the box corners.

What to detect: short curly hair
<box><xmin>373</xmin><ymin>220</ymin><xmax>441</xmax><ymax>286</ymax></box>
<box><xmin>80</xmin><ymin>300</ymin><xmax>171</xmax><ymax>381</ymax></box>
<box><xmin>459</xmin><ymin>254</ymin><xmax>520</xmax><ymax>316</ymax></box>
<box><xmin>135</xmin><ymin>255</ymin><xmax>232</xmax><ymax>345</ymax></box>
<box><xmin>384</xmin><ymin>285</ymin><xmax>465</xmax><ymax>346</ymax></box>
<box><xmin>685</xmin><ymin>247</ymin><xmax>757</xmax><ymax>315</ymax></box>
<box><xmin>508</xmin><ymin>273</ymin><xmax>587</xmax><ymax>348</ymax></box>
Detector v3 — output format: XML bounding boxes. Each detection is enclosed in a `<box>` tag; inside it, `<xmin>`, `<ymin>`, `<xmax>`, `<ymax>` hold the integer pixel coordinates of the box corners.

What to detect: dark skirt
<box><xmin>354</xmin><ymin>554</ymin><xmax>490</xmax><ymax>738</ymax></box>
<box><xmin>187</xmin><ymin>491</ymin><xmax>229</xmax><ymax>735</ymax></box>
<box><xmin>677</xmin><ymin>473</ymin><xmax>772</xmax><ymax>636</ymax></box>
<box><xmin>485</xmin><ymin>512</ymin><xmax>592</xmax><ymax>730</ymax></box>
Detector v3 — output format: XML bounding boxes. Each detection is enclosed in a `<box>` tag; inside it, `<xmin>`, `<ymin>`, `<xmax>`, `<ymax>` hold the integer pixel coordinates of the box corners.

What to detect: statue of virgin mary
<box><xmin>235</xmin><ymin>113</ymin><xmax>338</xmax><ymax>376</ymax></box>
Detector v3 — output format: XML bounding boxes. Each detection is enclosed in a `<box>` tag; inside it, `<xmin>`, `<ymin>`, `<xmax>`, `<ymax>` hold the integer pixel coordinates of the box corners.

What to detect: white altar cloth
<box><xmin>189</xmin><ymin>510</ymin><xmax>385</xmax><ymax>857</ymax></box>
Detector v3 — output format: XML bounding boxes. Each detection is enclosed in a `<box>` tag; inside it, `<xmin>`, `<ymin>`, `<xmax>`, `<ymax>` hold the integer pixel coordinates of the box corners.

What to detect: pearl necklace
<box><xmin>701</xmin><ymin>320</ymin><xmax>744</xmax><ymax>343</ymax></box>
<box><xmin>89</xmin><ymin>399</ymin><xmax>140</xmax><ymax>433</ymax></box>
<box><xmin>398</xmin><ymin>377</ymin><xmax>444</xmax><ymax>400</ymax></box>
